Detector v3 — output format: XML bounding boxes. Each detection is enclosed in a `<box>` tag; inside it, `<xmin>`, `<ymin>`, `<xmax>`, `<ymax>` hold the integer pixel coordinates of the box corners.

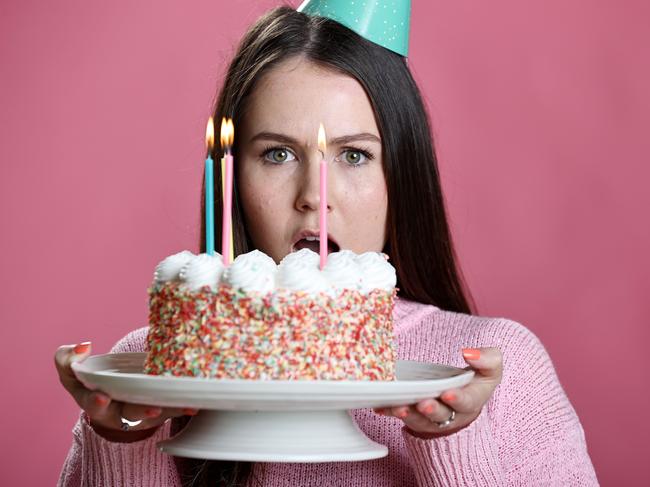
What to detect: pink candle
<box><xmin>318</xmin><ymin>124</ymin><xmax>327</xmax><ymax>270</ymax></box>
<box><xmin>222</xmin><ymin>152</ymin><xmax>234</xmax><ymax>266</ymax></box>
<box><xmin>220</xmin><ymin>118</ymin><xmax>235</xmax><ymax>266</ymax></box>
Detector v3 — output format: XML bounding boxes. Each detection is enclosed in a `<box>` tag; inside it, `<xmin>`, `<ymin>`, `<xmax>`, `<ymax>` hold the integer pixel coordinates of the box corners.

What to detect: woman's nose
<box><xmin>294</xmin><ymin>159</ymin><xmax>330</xmax><ymax>213</ymax></box>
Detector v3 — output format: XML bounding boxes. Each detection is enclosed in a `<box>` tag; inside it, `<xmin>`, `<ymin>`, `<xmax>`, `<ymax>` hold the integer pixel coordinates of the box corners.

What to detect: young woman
<box><xmin>56</xmin><ymin>7</ymin><xmax>598</xmax><ymax>486</ymax></box>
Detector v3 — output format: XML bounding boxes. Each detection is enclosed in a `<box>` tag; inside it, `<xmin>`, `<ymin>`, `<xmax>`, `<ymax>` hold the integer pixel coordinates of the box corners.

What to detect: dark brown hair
<box><xmin>184</xmin><ymin>5</ymin><xmax>476</xmax><ymax>486</ymax></box>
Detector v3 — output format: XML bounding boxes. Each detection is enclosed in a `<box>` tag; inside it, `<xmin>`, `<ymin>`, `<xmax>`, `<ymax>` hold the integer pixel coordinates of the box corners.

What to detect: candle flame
<box><xmin>205</xmin><ymin>117</ymin><xmax>215</xmax><ymax>152</ymax></box>
<box><xmin>318</xmin><ymin>123</ymin><xmax>327</xmax><ymax>155</ymax></box>
<box><xmin>220</xmin><ymin>117</ymin><xmax>234</xmax><ymax>150</ymax></box>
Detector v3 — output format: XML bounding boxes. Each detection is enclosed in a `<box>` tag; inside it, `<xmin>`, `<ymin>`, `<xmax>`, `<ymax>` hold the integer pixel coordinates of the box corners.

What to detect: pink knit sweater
<box><xmin>58</xmin><ymin>297</ymin><xmax>599</xmax><ymax>486</ymax></box>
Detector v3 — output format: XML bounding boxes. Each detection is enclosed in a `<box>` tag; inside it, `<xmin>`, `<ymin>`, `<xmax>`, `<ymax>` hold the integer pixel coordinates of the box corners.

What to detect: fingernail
<box><xmin>93</xmin><ymin>393</ymin><xmax>109</xmax><ymax>407</ymax></box>
<box><xmin>442</xmin><ymin>391</ymin><xmax>456</xmax><ymax>402</ymax></box>
<box><xmin>145</xmin><ymin>407</ymin><xmax>162</xmax><ymax>418</ymax></box>
<box><xmin>73</xmin><ymin>342</ymin><xmax>91</xmax><ymax>355</ymax></box>
<box><xmin>422</xmin><ymin>404</ymin><xmax>434</xmax><ymax>414</ymax></box>
<box><xmin>397</xmin><ymin>408</ymin><xmax>409</xmax><ymax>418</ymax></box>
<box><xmin>462</xmin><ymin>348</ymin><xmax>481</xmax><ymax>360</ymax></box>
<box><xmin>182</xmin><ymin>408</ymin><xmax>198</xmax><ymax>416</ymax></box>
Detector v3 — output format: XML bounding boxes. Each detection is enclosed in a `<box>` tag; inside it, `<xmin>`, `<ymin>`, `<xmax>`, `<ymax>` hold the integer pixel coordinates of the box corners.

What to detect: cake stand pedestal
<box><xmin>159</xmin><ymin>409</ymin><xmax>386</xmax><ymax>462</ymax></box>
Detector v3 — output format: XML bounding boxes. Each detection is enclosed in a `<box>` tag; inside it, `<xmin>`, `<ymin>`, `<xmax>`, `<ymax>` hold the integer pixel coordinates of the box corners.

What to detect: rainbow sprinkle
<box><xmin>144</xmin><ymin>283</ymin><xmax>396</xmax><ymax>380</ymax></box>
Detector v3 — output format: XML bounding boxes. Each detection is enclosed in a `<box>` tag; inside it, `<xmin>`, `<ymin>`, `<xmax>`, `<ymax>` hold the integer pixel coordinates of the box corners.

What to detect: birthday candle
<box><xmin>220</xmin><ymin>156</ymin><xmax>234</xmax><ymax>264</ymax></box>
<box><xmin>205</xmin><ymin>118</ymin><xmax>215</xmax><ymax>255</ymax></box>
<box><xmin>318</xmin><ymin>123</ymin><xmax>327</xmax><ymax>270</ymax></box>
<box><xmin>220</xmin><ymin>118</ymin><xmax>235</xmax><ymax>266</ymax></box>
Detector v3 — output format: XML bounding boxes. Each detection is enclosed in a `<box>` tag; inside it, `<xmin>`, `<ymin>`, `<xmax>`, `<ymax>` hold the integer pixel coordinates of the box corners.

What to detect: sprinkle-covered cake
<box><xmin>144</xmin><ymin>248</ymin><xmax>397</xmax><ymax>380</ymax></box>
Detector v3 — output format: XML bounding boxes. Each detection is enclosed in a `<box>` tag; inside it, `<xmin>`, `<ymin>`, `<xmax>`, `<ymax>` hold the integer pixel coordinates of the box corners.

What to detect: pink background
<box><xmin>1</xmin><ymin>0</ymin><xmax>648</xmax><ymax>484</ymax></box>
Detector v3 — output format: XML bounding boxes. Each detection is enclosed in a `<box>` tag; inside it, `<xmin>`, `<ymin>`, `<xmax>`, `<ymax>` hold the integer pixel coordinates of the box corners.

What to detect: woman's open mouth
<box><xmin>292</xmin><ymin>232</ymin><xmax>340</xmax><ymax>254</ymax></box>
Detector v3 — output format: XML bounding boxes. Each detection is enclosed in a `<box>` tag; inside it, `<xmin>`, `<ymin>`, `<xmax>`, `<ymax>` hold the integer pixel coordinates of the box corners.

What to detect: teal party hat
<box><xmin>297</xmin><ymin>0</ymin><xmax>411</xmax><ymax>57</ymax></box>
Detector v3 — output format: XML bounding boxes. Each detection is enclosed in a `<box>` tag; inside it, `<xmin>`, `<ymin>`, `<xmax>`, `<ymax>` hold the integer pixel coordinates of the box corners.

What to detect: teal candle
<box><xmin>205</xmin><ymin>117</ymin><xmax>215</xmax><ymax>255</ymax></box>
<box><xmin>205</xmin><ymin>154</ymin><xmax>215</xmax><ymax>255</ymax></box>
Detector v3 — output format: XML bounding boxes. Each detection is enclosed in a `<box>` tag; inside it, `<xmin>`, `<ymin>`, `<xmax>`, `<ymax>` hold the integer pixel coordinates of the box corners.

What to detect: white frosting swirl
<box><xmin>154</xmin><ymin>250</ymin><xmax>195</xmax><ymax>283</ymax></box>
<box><xmin>322</xmin><ymin>250</ymin><xmax>363</xmax><ymax>291</ymax></box>
<box><xmin>356</xmin><ymin>252</ymin><xmax>397</xmax><ymax>292</ymax></box>
<box><xmin>155</xmin><ymin>248</ymin><xmax>396</xmax><ymax>294</ymax></box>
<box><xmin>178</xmin><ymin>253</ymin><xmax>224</xmax><ymax>291</ymax></box>
<box><xmin>280</xmin><ymin>248</ymin><xmax>320</xmax><ymax>268</ymax></box>
<box><xmin>277</xmin><ymin>248</ymin><xmax>329</xmax><ymax>293</ymax></box>
<box><xmin>222</xmin><ymin>250</ymin><xmax>277</xmax><ymax>293</ymax></box>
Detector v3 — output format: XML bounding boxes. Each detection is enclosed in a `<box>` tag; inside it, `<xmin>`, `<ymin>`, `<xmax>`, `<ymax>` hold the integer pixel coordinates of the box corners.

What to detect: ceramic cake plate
<box><xmin>73</xmin><ymin>352</ymin><xmax>474</xmax><ymax>463</ymax></box>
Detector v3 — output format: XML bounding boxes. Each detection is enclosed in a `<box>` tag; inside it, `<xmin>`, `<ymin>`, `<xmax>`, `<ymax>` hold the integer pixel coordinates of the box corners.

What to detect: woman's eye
<box><xmin>263</xmin><ymin>148</ymin><xmax>296</xmax><ymax>164</ymax></box>
<box><xmin>339</xmin><ymin>149</ymin><xmax>370</xmax><ymax>166</ymax></box>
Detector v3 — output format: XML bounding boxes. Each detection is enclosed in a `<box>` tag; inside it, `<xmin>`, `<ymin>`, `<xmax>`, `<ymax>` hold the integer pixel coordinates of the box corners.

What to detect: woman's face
<box><xmin>238</xmin><ymin>57</ymin><xmax>388</xmax><ymax>263</ymax></box>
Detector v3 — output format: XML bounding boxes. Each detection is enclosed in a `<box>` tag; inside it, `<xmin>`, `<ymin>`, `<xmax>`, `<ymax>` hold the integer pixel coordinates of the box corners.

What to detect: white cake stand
<box><xmin>73</xmin><ymin>353</ymin><xmax>474</xmax><ymax>462</ymax></box>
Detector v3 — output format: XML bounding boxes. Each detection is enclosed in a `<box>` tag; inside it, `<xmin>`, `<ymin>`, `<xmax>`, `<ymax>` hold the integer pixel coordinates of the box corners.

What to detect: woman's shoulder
<box><xmin>394</xmin><ymin>298</ymin><xmax>565</xmax><ymax>398</ymax></box>
<box><xmin>109</xmin><ymin>326</ymin><xmax>148</xmax><ymax>353</ymax></box>
<box><xmin>394</xmin><ymin>296</ymin><xmax>548</xmax><ymax>359</ymax></box>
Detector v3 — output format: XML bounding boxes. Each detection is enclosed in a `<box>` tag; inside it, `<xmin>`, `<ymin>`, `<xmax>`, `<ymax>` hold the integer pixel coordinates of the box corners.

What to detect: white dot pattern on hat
<box><xmin>297</xmin><ymin>0</ymin><xmax>411</xmax><ymax>57</ymax></box>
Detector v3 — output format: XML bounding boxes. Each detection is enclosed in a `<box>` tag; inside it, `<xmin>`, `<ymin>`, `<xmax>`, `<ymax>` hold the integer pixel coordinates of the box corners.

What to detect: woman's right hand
<box><xmin>55</xmin><ymin>342</ymin><xmax>198</xmax><ymax>443</ymax></box>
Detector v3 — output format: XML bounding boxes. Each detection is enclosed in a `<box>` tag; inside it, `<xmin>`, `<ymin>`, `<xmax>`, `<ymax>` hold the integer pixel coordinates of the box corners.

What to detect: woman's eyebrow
<box><xmin>249</xmin><ymin>131</ymin><xmax>381</xmax><ymax>145</ymax></box>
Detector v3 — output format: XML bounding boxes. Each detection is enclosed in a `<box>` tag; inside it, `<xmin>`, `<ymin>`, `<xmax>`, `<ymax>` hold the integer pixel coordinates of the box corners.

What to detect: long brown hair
<box><xmin>184</xmin><ymin>5</ymin><xmax>476</xmax><ymax>486</ymax></box>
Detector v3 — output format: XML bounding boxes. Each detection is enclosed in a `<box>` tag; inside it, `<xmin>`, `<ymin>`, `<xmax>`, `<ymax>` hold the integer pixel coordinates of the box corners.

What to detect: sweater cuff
<box><xmin>75</xmin><ymin>412</ymin><xmax>179</xmax><ymax>486</ymax></box>
<box><xmin>401</xmin><ymin>407</ymin><xmax>506</xmax><ymax>486</ymax></box>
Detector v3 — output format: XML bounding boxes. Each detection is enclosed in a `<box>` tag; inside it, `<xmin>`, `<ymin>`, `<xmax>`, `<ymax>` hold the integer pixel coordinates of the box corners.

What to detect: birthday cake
<box><xmin>144</xmin><ymin>248</ymin><xmax>397</xmax><ymax>380</ymax></box>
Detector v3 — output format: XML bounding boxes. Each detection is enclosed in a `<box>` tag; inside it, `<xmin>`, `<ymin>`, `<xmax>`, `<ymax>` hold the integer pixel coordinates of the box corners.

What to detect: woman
<box><xmin>56</xmin><ymin>6</ymin><xmax>598</xmax><ymax>486</ymax></box>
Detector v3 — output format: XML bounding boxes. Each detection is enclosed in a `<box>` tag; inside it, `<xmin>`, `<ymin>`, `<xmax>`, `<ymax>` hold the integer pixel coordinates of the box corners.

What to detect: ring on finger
<box><xmin>432</xmin><ymin>408</ymin><xmax>456</xmax><ymax>429</ymax></box>
<box><xmin>120</xmin><ymin>416</ymin><xmax>143</xmax><ymax>431</ymax></box>
<box><xmin>119</xmin><ymin>406</ymin><xmax>143</xmax><ymax>431</ymax></box>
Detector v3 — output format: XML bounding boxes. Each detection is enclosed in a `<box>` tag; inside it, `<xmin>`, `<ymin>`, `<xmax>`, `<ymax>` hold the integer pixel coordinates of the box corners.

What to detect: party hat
<box><xmin>297</xmin><ymin>0</ymin><xmax>411</xmax><ymax>57</ymax></box>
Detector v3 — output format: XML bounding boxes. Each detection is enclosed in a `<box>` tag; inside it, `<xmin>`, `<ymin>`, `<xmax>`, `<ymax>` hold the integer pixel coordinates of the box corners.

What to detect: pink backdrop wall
<box><xmin>1</xmin><ymin>1</ymin><xmax>648</xmax><ymax>484</ymax></box>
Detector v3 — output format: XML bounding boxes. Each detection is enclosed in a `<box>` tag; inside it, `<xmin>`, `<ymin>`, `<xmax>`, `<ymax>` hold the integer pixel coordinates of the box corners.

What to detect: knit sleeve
<box><xmin>57</xmin><ymin>413</ymin><xmax>179</xmax><ymax>487</ymax></box>
<box><xmin>400</xmin><ymin>319</ymin><xmax>599</xmax><ymax>486</ymax></box>
<box><xmin>58</xmin><ymin>328</ymin><xmax>182</xmax><ymax>487</ymax></box>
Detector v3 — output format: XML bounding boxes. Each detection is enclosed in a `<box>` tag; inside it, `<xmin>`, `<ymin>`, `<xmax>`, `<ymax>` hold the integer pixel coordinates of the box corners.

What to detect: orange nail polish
<box><xmin>182</xmin><ymin>408</ymin><xmax>198</xmax><ymax>416</ymax></box>
<box><xmin>442</xmin><ymin>391</ymin><xmax>456</xmax><ymax>402</ymax></box>
<box><xmin>73</xmin><ymin>342</ymin><xmax>91</xmax><ymax>355</ymax></box>
<box><xmin>422</xmin><ymin>404</ymin><xmax>434</xmax><ymax>415</ymax></box>
<box><xmin>397</xmin><ymin>409</ymin><xmax>409</xmax><ymax>418</ymax></box>
<box><xmin>93</xmin><ymin>394</ymin><xmax>109</xmax><ymax>407</ymax></box>
<box><xmin>145</xmin><ymin>407</ymin><xmax>162</xmax><ymax>418</ymax></box>
<box><xmin>462</xmin><ymin>348</ymin><xmax>481</xmax><ymax>360</ymax></box>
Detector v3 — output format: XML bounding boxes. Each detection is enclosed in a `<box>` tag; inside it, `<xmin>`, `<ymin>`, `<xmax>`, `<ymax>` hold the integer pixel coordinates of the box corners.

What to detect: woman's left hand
<box><xmin>373</xmin><ymin>347</ymin><xmax>503</xmax><ymax>438</ymax></box>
